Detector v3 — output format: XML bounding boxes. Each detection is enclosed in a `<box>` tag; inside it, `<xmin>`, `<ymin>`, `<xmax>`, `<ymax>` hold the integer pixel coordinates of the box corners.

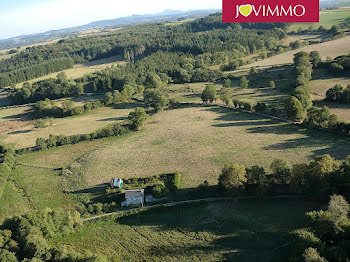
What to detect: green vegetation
<box><xmin>291</xmin><ymin>195</ymin><xmax>350</xmax><ymax>262</ymax></box>
<box><xmin>0</xmin><ymin>9</ymin><xmax>350</xmax><ymax>262</ymax></box>
<box><xmin>52</xmin><ymin>200</ymin><xmax>320</xmax><ymax>261</ymax></box>
<box><xmin>61</xmin><ymin>106</ymin><xmax>350</xmax><ymax>190</ymax></box>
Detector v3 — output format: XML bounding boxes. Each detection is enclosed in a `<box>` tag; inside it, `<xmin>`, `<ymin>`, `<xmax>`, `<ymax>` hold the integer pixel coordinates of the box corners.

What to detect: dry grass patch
<box><xmin>242</xmin><ymin>35</ymin><xmax>350</xmax><ymax>68</ymax></box>
<box><xmin>76</xmin><ymin>106</ymin><xmax>350</xmax><ymax>189</ymax></box>
<box><xmin>308</xmin><ymin>71</ymin><xmax>350</xmax><ymax>122</ymax></box>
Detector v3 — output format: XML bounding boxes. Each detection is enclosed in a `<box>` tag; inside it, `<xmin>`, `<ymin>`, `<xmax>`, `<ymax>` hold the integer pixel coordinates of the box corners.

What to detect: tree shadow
<box><xmin>203</xmin><ymin>105</ymin><xmax>350</xmax><ymax>160</ymax></box>
<box><xmin>114</xmin><ymin>199</ymin><xmax>320</xmax><ymax>261</ymax></box>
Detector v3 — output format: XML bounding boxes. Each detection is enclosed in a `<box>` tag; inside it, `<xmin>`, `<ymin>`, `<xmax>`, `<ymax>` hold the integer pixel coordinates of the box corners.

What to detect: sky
<box><xmin>0</xmin><ymin>0</ymin><xmax>221</xmax><ymax>40</ymax></box>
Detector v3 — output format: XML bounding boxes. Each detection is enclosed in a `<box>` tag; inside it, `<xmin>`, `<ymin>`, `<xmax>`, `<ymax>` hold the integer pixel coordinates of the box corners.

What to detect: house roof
<box><xmin>125</xmin><ymin>189</ymin><xmax>144</xmax><ymax>198</ymax></box>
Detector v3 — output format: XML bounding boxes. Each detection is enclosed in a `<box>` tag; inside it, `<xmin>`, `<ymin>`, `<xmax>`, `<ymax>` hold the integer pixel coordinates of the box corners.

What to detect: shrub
<box><xmin>254</xmin><ymin>102</ymin><xmax>267</xmax><ymax>113</ymax></box>
<box><xmin>201</xmin><ymin>84</ymin><xmax>217</xmax><ymax>103</ymax></box>
<box><xmin>168</xmin><ymin>172</ymin><xmax>181</xmax><ymax>192</ymax></box>
<box><xmin>34</xmin><ymin>119</ymin><xmax>47</xmax><ymax>129</ymax></box>
<box><xmin>286</xmin><ymin>96</ymin><xmax>306</xmax><ymax>121</ymax></box>
<box><xmin>151</xmin><ymin>182</ymin><xmax>167</xmax><ymax>198</ymax></box>
<box><xmin>329</xmin><ymin>63</ymin><xmax>344</xmax><ymax>74</ymax></box>
<box><xmin>218</xmin><ymin>164</ymin><xmax>247</xmax><ymax>194</ymax></box>
<box><xmin>128</xmin><ymin>108</ymin><xmax>149</xmax><ymax>131</ymax></box>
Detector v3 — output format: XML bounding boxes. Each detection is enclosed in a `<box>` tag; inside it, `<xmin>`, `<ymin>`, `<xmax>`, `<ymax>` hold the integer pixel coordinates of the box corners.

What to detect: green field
<box><xmin>5</xmin><ymin>104</ymin><xmax>347</xmax><ymax>220</ymax></box>
<box><xmin>48</xmin><ymin>106</ymin><xmax>350</xmax><ymax>191</ymax></box>
<box><xmin>52</xmin><ymin>200</ymin><xmax>321</xmax><ymax>261</ymax></box>
<box><xmin>289</xmin><ymin>7</ymin><xmax>350</xmax><ymax>31</ymax></box>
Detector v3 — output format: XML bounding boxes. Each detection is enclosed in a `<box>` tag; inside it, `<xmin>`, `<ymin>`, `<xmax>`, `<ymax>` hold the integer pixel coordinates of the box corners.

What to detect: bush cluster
<box><xmin>218</xmin><ymin>154</ymin><xmax>350</xmax><ymax>196</ymax></box>
<box><xmin>0</xmin><ymin>209</ymin><xmax>107</xmax><ymax>261</ymax></box>
<box><xmin>291</xmin><ymin>195</ymin><xmax>350</xmax><ymax>262</ymax></box>
<box><xmin>325</xmin><ymin>84</ymin><xmax>350</xmax><ymax>103</ymax></box>
<box><xmin>35</xmin><ymin>123</ymin><xmax>129</xmax><ymax>150</ymax></box>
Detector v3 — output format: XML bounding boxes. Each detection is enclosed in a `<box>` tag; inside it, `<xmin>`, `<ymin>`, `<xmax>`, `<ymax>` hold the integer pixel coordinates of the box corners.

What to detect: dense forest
<box><xmin>0</xmin><ymin>14</ymin><xmax>287</xmax><ymax>87</ymax></box>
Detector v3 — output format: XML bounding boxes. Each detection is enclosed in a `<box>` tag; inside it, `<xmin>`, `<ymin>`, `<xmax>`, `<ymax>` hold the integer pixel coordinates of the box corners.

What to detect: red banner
<box><xmin>223</xmin><ymin>0</ymin><xmax>319</xmax><ymax>23</ymax></box>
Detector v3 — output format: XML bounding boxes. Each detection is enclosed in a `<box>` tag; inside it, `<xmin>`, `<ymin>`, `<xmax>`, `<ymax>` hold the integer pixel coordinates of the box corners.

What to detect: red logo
<box><xmin>223</xmin><ymin>0</ymin><xmax>319</xmax><ymax>23</ymax></box>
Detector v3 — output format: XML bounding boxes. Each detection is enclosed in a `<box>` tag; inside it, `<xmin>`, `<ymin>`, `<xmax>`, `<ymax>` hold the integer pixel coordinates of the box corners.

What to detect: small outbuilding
<box><xmin>110</xmin><ymin>178</ymin><xmax>123</xmax><ymax>189</ymax></box>
<box><xmin>121</xmin><ymin>189</ymin><xmax>145</xmax><ymax>207</ymax></box>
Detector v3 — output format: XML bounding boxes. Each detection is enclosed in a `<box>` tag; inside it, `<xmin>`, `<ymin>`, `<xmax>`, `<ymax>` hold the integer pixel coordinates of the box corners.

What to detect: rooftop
<box><xmin>125</xmin><ymin>189</ymin><xmax>144</xmax><ymax>198</ymax></box>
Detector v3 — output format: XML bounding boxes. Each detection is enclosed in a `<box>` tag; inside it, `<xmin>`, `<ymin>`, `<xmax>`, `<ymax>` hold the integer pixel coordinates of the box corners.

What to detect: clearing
<box><xmin>64</xmin><ymin>105</ymin><xmax>350</xmax><ymax>189</ymax></box>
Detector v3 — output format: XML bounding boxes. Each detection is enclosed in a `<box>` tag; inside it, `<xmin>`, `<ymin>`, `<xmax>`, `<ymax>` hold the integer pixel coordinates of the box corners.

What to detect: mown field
<box><xmin>41</xmin><ymin>105</ymin><xmax>350</xmax><ymax>190</ymax></box>
<box><xmin>52</xmin><ymin>200</ymin><xmax>321</xmax><ymax>262</ymax></box>
<box><xmin>0</xmin><ymin>102</ymin><xmax>142</xmax><ymax>148</ymax></box>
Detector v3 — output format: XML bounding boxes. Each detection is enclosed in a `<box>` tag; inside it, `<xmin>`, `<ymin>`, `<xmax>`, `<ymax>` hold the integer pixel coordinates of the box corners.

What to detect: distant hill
<box><xmin>320</xmin><ymin>0</ymin><xmax>350</xmax><ymax>9</ymax></box>
<box><xmin>0</xmin><ymin>9</ymin><xmax>219</xmax><ymax>50</ymax></box>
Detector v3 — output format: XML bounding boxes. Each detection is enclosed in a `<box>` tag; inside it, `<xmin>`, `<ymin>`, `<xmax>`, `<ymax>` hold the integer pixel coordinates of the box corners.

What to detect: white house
<box><xmin>110</xmin><ymin>178</ymin><xmax>123</xmax><ymax>189</ymax></box>
<box><xmin>121</xmin><ymin>189</ymin><xmax>144</xmax><ymax>207</ymax></box>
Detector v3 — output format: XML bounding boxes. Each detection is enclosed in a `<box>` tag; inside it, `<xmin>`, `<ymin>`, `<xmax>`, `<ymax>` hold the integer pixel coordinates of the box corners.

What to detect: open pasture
<box><xmin>68</xmin><ymin>106</ymin><xmax>350</xmax><ymax>190</ymax></box>
<box><xmin>0</xmin><ymin>102</ymin><xmax>141</xmax><ymax>149</ymax></box>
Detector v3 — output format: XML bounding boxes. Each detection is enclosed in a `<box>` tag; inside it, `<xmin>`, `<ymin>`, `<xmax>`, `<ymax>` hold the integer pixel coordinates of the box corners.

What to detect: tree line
<box><xmin>0</xmin><ymin>209</ymin><xmax>112</xmax><ymax>261</ymax></box>
<box><xmin>32</xmin><ymin>108</ymin><xmax>148</xmax><ymax>151</ymax></box>
<box><xmin>291</xmin><ymin>194</ymin><xmax>350</xmax><ymax>262</ymax></box>
<box><xmin>218</xmin><ymin>154</ymin><xmax>350</xmax><ymax>197</ymax></box>
<box><xmin>0</xmin><ymin>58</ymin><xmax>74</xmax><ymax>88</ymax></box>
<box><xmin>8</xmin><ymin>72</ymin><xmax>84</xmax><ymax>105</ymax></box>
<box><xmin>1</xmin><ymin>13</ymin><xmax>287</xmax><ymax>87</ymax></box>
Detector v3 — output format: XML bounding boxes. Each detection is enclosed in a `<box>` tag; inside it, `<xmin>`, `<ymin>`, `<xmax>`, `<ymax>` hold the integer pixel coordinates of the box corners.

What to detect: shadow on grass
<box><xmin>97</xmin><ymin>116</ymin><xmax>127</xmax><ymax>122</ymax></box>
<box><xmin>114</xmin><ymin>199</ymin><xmax>320</xmax><ymax>261</ymax></box>
<box><xmin>111</xmin><ymin>102</ymin><xmax>145</xmax><ymax>110</ymax></box>
<box><xmin>204</xmin><ymin>106</ymin><xmax>350</xmax><ymax>160</ymax></box>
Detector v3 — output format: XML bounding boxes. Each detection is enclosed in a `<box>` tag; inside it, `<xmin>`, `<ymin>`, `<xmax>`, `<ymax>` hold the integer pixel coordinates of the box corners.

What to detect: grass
<box><xmin>6</xmin><ymin>67</ymin><xmax>98</xmax><ymax>89</ymax></box>
<box><xmin>241</xmin><ymin>35</ymin><xmax>350</xmax><ymax>68</ymax></box>
<box><xmin>289</xmin><ymin>7</ymin><xmax>350</xmax><ymax>31</ymax></box>
<box><xmin>66</xmin><ymin>106</ymin><xmax>350</xmax><ymax>190</ymax></box>
<box><xmin>0</xmin><ymin>102</ymin><xmax>141</xmax><ymax>149</ymax></box>
<box><xmin>0</xmin><ymin>180</ymin><xmax>30</xmax><ymax>222</ymax></box>
<box><xmin>308</xmin><ymin>69</ymin><xmax>350</xmax><ymax>122</ymax></box>
<box><xmin>52</xmin><ymin>199</ymin><xmax>321</xmax><ymax>261</ymax></box>
<box><xmin>13</xmin><ymin>166</ymin><xmax>75</xmax><ymax>210</ymax></box>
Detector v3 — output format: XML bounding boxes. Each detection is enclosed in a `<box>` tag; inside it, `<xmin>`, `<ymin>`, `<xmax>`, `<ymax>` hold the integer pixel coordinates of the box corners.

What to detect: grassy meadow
<box><xmin>241</xmin><ymin>35</ymin><xmax>350</xmax><ymax>68</ymax></box>
<box><xmin>52</xmin><ymin>199</ymin><xmax>321</xmax><ymax>262</ymax></box>
<box><xmin>61</xmin><ymin>106</ymin><xmax>350</xmax><ymax>190</ymax></box>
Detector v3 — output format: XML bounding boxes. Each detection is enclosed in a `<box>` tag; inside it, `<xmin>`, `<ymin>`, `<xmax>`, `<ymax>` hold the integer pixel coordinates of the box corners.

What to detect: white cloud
<box><xmin>0</xmin><ymin>0</ymin><xmax>221</xmax><ymax>39</ymax></box>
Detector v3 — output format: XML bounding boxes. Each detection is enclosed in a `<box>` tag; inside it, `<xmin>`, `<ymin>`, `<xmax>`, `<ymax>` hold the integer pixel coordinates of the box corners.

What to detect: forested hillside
<box><xmin>0</xmin><ymin>14</ymin><xmax>287</xmax><ymax>88</ymax></box>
